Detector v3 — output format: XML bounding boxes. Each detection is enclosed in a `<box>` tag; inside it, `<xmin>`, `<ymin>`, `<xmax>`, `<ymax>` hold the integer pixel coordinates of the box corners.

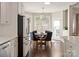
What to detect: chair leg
<box><xmin>42</xmin><ymin>40</ymin><xmax>46</xmax><ymax>46</ymax></box>
<box><xmin>36</xmin><ymin>41</ymin><xmax>38</xmax><ymax>46</ymax></box>
<box><xmin>33</xmin><ymin>41</ymin><xmax>36</xmax><ymax>48</ymax></box>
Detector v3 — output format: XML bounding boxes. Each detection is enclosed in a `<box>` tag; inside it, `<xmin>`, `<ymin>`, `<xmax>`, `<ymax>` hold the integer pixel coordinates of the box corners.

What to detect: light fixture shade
<box><xmin>44</xmin><ymin>2</ymin><xmax>50</xmax><ymax>5</ymax></box>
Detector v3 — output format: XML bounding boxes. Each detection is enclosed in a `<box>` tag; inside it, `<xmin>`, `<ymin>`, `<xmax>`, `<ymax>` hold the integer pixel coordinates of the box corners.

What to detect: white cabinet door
<box><xmin>14</xmin><ymin>38</ymin><xmax>18</xmax><ymax>57</ymax></box>
<box><xmin>0</xmin><ymin>2</ymin><xmax>8</xmax><ymax>24</ymax></box>
<box><xmin>23</xmin><ymin>43</ymin><xmax>29</xmax><ymax>57</ymax></box>
<box><xmin>23</xmin><ymin>43</ymin><xmax>27</xmax><ymax>56</ymax></box>
<box><xmin>10</xmin><ymin>40</ymin><xmax>15</xmax><ymax>57</ymax></box>
<box><xmin>10</xmin><ymin>38</ymin><xmax>18</xmax><ymax>57</ymax></box>
<box><xmin>23</xmin><ymin>38</ymin><xmax>30</xmax><ymax>57</ymax></box>
<box><xmin>0</xmin><ymin>2</ymin><xmax>14</xmax><ymax>24</ymax></box>
<box><xmin>5</xmin><ymin>3</ymin><xmax>12</xmax><ymax>24</ymax></box>
<box><xmin>0</xmin><ymin>42</ymin><xmax>11</xmax><ymax>57</ymax></box>
<box><xmin>18</xmin><ymin>3</ymin><xmax>24</xmax><ymax>15</ymax></box>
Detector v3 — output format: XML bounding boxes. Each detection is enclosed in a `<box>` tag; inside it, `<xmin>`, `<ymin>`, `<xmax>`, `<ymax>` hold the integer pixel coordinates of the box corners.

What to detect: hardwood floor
<box><xmin>27</xmin><ymin>40</ymin><xmax>64</xmax><ymax>57</ymax></box>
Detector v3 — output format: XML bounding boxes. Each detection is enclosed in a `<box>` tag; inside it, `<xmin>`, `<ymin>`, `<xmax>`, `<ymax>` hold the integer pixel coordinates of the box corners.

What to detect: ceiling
<box><xmin>22</xmin><ymin>2</ymin><xmax>76</xmax><ymax>13</ymax></box>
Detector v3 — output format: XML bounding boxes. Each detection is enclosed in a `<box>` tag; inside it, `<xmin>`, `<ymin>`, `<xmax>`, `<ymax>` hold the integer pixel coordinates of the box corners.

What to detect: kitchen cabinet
<box><xmin>0</xmin><ymin>41</ymin><xmax>11</xmax><ymax>57</ymax></box>
<box><xmin>14</xmin><ymin>38</ymin><xmax>18</xmax><ymax>57</ymax></box>
<box><xmin>0</xmin><ymin>2</ymin><xmax>7</xmax><ymax>24</ymax></box>
<box><xmin>0</xmin><ymin>36</ymin><xmax>18</xmax><ymax>57</ymax></box>
<box><xmin>10</xmin><ymin>38</ymin><xmax>18</xmax><ymax>57</ymax></box>
<box><xmin>18</xmin><ymin>2</ymin><xmax>25</xmax><ymax>15</ymax></box>
<box><xmin>0</xmin><ymin>2</ymin><xmax>14</xmax><ymax>24</ymax></box>
<box><xmin>23</xmin><ymin>37</ymin><xmax>30</xmax><ymax>57</ymax></box>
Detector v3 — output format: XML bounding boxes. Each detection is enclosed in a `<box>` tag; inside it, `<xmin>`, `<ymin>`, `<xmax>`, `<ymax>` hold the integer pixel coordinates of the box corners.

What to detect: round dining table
<box><xmin>35</xmin><ymin>32</ymin><xmax>47</xmax><ymax>45</ymax></box>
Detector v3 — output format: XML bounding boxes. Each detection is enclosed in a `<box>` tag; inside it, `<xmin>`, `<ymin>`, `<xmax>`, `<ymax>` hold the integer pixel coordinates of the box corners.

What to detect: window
<box><xmin>33</xmin><ymin>14</ymin><xmax>51</xmax><ymax>32</ymax></box>
<box><xmin>53</xmin><ymin>20</ymin><xmax>60</xmax><ymax>37</ymax></box>
<box><xmin>54</xmin><ymin>20</ymin><xmax>60</xmax><ymax>29</ymax></box>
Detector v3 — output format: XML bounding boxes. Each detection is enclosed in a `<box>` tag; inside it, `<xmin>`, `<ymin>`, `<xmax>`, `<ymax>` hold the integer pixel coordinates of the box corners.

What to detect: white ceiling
<box><xmin>22</xmin><ymin>2</ymin><xmax>76</xmax><ymax>13</ymax></box>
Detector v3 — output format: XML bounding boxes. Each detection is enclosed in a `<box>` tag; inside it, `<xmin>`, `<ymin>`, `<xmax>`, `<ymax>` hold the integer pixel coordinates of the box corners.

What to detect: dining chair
<box><xmin>32</xmin><ymin>31</ymin><xmax>40</xmax><ymax>47</ymax></box>
<box><xmin>32</xmin><ymin>31</ymin><xmax>38</xmax><ymax>41</ymax></box>
<box><xmin>33</xmin><ymin>31</ymin><xmax>37</xmax><ymax>33</ymax></box>
<box><xmin>45</xmin><ymin>31</ymin><xmax>52</xmax><ymax>41</ymax></box>
<box><xmin>45</xmin><ymin>31</ymin><xmax>52</xmax><ymax>46</ymax></box>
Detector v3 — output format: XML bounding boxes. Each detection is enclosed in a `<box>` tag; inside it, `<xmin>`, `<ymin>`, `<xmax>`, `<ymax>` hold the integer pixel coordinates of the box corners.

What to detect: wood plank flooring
<box><xmin>27</xmin><ymin>40</ymin><xmax>64</xmax><ymax>57</ymax></box>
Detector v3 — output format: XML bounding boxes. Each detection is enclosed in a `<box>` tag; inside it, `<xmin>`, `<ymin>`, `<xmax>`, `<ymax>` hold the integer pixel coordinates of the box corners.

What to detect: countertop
<box><xmin>0</xmin><ymin>36</ymin><xmax>17</xmax><ymax>45</ymax></box>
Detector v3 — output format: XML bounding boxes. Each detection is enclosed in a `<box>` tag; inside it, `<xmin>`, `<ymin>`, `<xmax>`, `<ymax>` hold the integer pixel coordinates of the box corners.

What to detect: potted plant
<box><xmin>63</xmin><ymin>26</ymin><xmax>68</xmax><ymax>36</ymax></box>
<box><xmin>64</xmin><ymin>26</ymin><xmax>68</xmax><ymax>30</ymax></box>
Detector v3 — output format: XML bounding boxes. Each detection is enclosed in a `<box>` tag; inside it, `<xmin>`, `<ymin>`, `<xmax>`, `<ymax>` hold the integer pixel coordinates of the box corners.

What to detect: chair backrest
<box><xmin>33</xmin><ymin>31</ymin><xmax>37</xmax><ymax>33</ymax></box>
<box><xmin>32</xmin><ymin>31</ymin><xmax>38</xmax><ymax>41</ymax></box>
<box><xmin>45</xmin><ymin>31</ymin><xmax>52</xmax><ymax>41</ymax></box>
<box><xmin>32</xmin><ymin>31</ymin><xmax>37</xmax><ymax>38</ymax></box>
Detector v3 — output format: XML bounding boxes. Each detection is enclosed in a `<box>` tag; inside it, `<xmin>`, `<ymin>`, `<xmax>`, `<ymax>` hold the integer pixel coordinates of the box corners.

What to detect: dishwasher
<box><xmin>0</xmin><ymin>41</ymin><xmax>11</xmax><ymax>57</ymax></box>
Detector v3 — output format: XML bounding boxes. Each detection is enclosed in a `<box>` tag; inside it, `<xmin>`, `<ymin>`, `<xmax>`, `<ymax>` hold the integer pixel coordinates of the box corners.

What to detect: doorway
<box><xmin>53</xmin><ymin>20</ymin><xmax>61</xmax><ymax>39</ymax></box>
<box><xmin>76</xmin><ymin>14</ymin><xmax>79</xmax><ymax>36</ymax></box>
